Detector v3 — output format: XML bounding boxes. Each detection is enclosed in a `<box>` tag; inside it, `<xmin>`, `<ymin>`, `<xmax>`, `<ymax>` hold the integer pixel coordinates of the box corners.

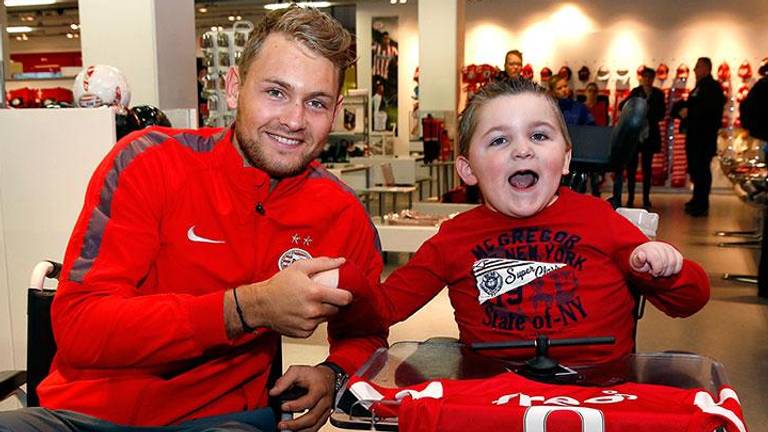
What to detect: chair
<box><xmin>566</xmin><ymin>97</ymin><xmax>649</xmax><ymax>208</ymax></box>
<box><xmin>362</xmin><ymin>163</ymin><xmax>417</xmax><ymax>216</ymax></box>
<box><xmin>0</xmin><ymin>260</ymin><xmax>60</xmax><ymax>407</ymax></box>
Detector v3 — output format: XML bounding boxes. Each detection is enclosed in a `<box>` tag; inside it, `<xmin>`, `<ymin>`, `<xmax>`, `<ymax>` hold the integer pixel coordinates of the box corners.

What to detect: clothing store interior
<box><xmin>0</xmin><ymin>0</ymin><xmax>767</xmax><ymax>431</ymax></box>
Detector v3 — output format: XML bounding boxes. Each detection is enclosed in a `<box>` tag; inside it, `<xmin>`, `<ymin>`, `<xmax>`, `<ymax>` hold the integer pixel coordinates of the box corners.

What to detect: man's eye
<box><xmin>531</xmin><ymin>133</ymin><xmax>548</xmax><ymax>141</ymax></box>
<box><xmin>266</xmin><ymin>89</ymin><xmax>284</xmax><ymax>98</ymax></box>
<box><xmin>308</xmin><ymin>100</ymin><xmax>327</xmax><ymax>110</ymax></box>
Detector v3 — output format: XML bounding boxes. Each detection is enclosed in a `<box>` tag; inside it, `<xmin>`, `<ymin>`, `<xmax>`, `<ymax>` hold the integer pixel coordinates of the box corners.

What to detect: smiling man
<box><xmin>0</xmin><ymin>6</ymin><xmax>384</xmax><ymax>432</ymax></box>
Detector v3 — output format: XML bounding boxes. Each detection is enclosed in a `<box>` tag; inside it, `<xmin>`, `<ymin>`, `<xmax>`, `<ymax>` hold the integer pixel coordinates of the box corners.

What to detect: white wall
<box><xmin>356</xmin><ymin>2</ymin><xmax>418</xmax><ymax>155</ymax></box>
<box><xmin>418</xmin><ymin>0</ymin><xmax>461</xmax><ymax>113</ymax></box>
<box><xmin>463</xmin><ymin>0</ymin><xmax>768</xmax><ymax>91</ymax></box>
<box><xmin>79</xmin><ymin>0</ymin><xmax>196</xmax><ymax>110</ymax></box>
<box><xmin>0</xmin><ymin>108</ymin><xmax>115</xmax><ymax>370</ymax></box>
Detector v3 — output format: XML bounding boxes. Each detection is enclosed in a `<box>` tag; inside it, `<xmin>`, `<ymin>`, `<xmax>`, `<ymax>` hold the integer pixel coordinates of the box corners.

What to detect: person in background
<box><xmin>495</xmin><ymin>49</ymin><xmax>524</xmax><ymax>81</ymax></box>
<box><xmin>0</xmin><ymin>6</ymin><xmax>384</xmax><ymax>432</ymax></box>
<box><xmin>549</xmin><ymin>75</ymin><xmax>595</xmax><ymax>126</ymax></box>
<box><xmin>676</xmin><ymin>57</ymin><xmax>726</xmax><ymax>217</ymax></box>
<box><xmin>740</xmin><ymin>57</ymin><xmax>768</xmax><ymax>145</ymax></box>
<box><xmin>583</xmin><ymin>82</ymin><xmax>609</xmax><ymax>126</ymax></box>
<box><xmin>620</xmin><ymin>67</ymin><xmax>666</xmax><ymax>208</ymax></box>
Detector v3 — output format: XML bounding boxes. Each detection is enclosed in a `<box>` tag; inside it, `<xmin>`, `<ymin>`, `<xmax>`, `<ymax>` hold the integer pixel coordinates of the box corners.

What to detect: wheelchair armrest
<box><xmin>0</xmin><ymin>370</ymin><xmax>27</xmax><ymax>401</ymax></box>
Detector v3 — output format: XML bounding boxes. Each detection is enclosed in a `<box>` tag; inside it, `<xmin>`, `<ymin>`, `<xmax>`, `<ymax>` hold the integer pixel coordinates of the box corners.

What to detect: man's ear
<box><xmin>225</xmin><ymin>67</ymin><xmax>240</xmax><ymax>110</ymax></box>
<box><xmin>562</xmin><ymin>148</ymin><xmax>572</xmax><ymax>175</ymax></box>
<box><xmin>456</xmin><ymin>155</ymin><xmax>478</xmax><ymax>186</ymax></box>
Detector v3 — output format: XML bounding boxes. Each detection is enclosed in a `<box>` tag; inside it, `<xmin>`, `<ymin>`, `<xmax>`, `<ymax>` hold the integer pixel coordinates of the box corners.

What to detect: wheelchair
<box><xmin>328</xmin><ymin>99</ymin><xmax>741</xmax><ymax>431</ymax></box>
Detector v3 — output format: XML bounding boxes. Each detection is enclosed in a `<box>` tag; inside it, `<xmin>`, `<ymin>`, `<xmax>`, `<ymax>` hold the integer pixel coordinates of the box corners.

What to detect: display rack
<box><xmin>200</xmin><ymin>20</ymin><xmax>253</xmax><ymax>127</ymax></box>
<box><xmin>327</xmin><ymin>92</ymin><xmax>369</xmax><ymax>161</ymax></box>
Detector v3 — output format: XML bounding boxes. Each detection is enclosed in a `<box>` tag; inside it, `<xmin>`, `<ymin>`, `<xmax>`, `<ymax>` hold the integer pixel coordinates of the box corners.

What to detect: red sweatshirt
<box><xmin>347</xmin><ymin>374</ymin><xmax>748</xmax><ymax>432</ymax></box>
<box><xmin>374</xmin><ymin>188</ymin><xmax>709</xmax><ymax>364</ymax></box>
<box><xmin>38</xmin><ymin>126</ymin><xmax>385</xmax><ymax>426</ymax></box>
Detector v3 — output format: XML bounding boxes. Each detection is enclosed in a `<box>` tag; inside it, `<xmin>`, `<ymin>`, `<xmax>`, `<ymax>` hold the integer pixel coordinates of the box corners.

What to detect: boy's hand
<box><xmin>311</xmin><ymin>267</ymin><xmax>340</xmax><ymax>288</ymax></box>
<box><xmin>630</xmin><ymin>241</ymin><xmax>683</xmax><ymax>277</ymax></box>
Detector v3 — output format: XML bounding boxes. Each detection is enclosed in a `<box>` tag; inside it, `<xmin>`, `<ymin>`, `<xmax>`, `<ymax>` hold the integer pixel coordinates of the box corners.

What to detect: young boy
<box><xmin>332</xmin><ymin>79</ymin><xmax>709</xmax><ymax>365</ymax></box>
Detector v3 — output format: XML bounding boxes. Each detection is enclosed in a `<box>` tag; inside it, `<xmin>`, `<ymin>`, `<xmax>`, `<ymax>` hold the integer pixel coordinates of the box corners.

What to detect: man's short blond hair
<box><xmin>238</xmin><ymin>5</ymin><xmax>355</xmax><ymax>94</ymax></box>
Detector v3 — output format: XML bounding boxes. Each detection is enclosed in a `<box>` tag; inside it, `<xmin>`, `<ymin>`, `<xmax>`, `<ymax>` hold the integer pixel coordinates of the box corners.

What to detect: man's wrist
<box><xmin>317</xmin><ymin>361</ymin><xmax>348</xmax><ymax>398</ymax></box>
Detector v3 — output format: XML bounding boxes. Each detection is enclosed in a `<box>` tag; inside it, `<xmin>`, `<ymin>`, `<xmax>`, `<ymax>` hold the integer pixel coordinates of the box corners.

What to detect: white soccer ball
<box><xmin>72</xmin><ymin>64</ymin><xmax>131</xmax><ymax>108</ymax></box>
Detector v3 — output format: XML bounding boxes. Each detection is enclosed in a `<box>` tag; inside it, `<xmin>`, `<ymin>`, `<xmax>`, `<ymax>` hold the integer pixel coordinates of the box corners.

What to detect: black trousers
<box><xmin>687</xmin><ymin>153</ymin><xmax>714</xmax><ymax>210</ymax></box>
<box><xmin>626</xmin><ymin>150</ymin><xmax>654</xmax><ymax>206</ymax></box>
<box><xmin>0</xmin><ymin>407</ymin><xmax>274</xmax><ymax>432</ymax></box>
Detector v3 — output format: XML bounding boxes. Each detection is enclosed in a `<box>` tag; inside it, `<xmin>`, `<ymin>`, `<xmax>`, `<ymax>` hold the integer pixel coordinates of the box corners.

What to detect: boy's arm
<box><xmin>617</xmin><ymin>244</ymin><xmax>710</xmax><ymax>318</ymax></box>
<box><xmin>323</xmin><ymin>204</ymin><xmax>388</xmax><ymax>374</ymax></box>
<box><xmin>607</xmin><ymin>207</ymin><xmax>709</xmax><ymax>318</ymax></box>
<box><xmin>326</xmin><ymin>226</ymin><xmax>451</xmax><ymax>373</ymax></box>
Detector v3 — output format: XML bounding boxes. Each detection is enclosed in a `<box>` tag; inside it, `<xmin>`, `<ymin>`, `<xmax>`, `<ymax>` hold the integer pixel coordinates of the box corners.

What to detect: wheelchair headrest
<box><xmin>610</xmin><ymin>97</ymin><xmax>649</xmax><ymax>169</ymax></box>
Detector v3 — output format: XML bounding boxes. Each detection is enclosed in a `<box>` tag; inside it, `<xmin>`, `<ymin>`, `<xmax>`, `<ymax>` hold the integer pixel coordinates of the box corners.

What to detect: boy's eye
<box><xmin>531</xmin><ymin>132</ymin><xmax>549</xmax><ymax>141</ymax></box>
<box><xmin>489</xmin><ymin>136</ymin><xmax>507</xmax><ymax>146</ymax></box>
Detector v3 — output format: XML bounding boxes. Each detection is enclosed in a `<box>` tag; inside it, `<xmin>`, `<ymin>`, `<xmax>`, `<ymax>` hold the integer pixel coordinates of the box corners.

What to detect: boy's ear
<box><xmin>225</xmin><ymin>67</ymin><xmax>240</xmax><ymax>110</ymax></box>
<box><xmin>562</xmin><ymin>148</ymin><xmax>572</xmax><ymax>175</ymax></box>
<box><xmin>456</xmin><ymin>155</ymin><xmax>479</xmax><ymax>186</ymax></box>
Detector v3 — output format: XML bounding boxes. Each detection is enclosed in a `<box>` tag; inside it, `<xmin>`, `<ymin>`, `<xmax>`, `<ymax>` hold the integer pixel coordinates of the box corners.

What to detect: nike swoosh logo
<box><xmin>187</xmin><ymin>226</ymin><xmax>225</xmax><ymax>244</ymax></box>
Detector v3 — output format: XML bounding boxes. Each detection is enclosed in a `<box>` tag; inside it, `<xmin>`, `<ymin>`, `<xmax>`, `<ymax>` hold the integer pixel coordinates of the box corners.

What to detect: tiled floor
<box><xmin>285</xmin><ymin>190</ymin><xmax>767</xmax><ymax>431</ymax></box>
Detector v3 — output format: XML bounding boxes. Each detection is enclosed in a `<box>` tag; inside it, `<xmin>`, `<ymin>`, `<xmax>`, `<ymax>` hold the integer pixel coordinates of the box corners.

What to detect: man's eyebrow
<box><xmin>264</xmin><ymin>78</ymin><xmax>293</xmax><ymax>90</ymax></box>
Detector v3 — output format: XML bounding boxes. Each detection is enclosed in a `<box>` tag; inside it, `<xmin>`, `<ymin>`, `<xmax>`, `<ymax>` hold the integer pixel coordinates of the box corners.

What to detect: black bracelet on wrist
<box><xmin>317</xmin><ymin>361</ymin><xmax>349</xmax><ymax>397</ymax></box>
<box><xmin>232</xmin><ymin>287</ymin><xmax>256</xmax><ymax>333</ymax></box>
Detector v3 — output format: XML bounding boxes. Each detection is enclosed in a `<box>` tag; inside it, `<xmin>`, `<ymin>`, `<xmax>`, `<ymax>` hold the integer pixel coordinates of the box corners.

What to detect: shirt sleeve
<box><xmin>607</xmin><ymin>207</ymin><xmax>709</xmax><ymax>318</ymax></box>
<box><xmin>327</xmin><ymin>224</ymin><xmax>451</xmax><ymax>373</ymax></box>
<box><xmin>52</xmin><ymin>138</ymin><xmax>234</xmax><ymax>370</ymax></box>
<box><xmin>325</xmin><ymin>203</ymin><xmax>388</xmax><ymax>374</ymax></box>
<box><xmin>376</xmin><ymin>237</ymin><xmax>450</xmax><ymax>325</ymax></box>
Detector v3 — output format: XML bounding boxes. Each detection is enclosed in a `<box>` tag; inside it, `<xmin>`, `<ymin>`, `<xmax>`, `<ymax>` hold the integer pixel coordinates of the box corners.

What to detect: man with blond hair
<box><xmin>0</xmin><ymin>6</ymin><xmax>384</xmax><ymax>432</ymax></box>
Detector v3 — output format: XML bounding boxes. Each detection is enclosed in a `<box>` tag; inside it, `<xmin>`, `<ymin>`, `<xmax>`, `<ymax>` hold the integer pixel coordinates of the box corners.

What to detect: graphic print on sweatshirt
<box><xmin>470</xmin><ymin>227</ymin><xmax>588</xmax><ymax>333</ymax></box>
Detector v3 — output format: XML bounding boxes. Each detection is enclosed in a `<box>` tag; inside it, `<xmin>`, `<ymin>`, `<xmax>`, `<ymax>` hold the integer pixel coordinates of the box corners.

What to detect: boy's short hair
<box><xmin>238</xmin><ymin>5</ymin><xmax>355</xmax><ymax>94</ymax></box>
<box><xmin>458</xmin><ymin>79</ymin><xmax>572</xmax><ymax>157</ymax></box>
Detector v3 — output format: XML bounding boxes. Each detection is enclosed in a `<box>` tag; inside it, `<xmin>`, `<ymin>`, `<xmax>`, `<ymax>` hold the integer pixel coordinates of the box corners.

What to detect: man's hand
<box><xmin>630</xmin><ymin>241</ymin><xmax>683</xmax><ymax>277</ymax></box>
<box><xmin>226</xmin><ymin>257</ymin><xmax>352</xmax><ymax>338</ymax></box>
<box><xmin>269</xmin><ymin>365</ymin><xmax>336</xmax><ymax>432</ymax></box>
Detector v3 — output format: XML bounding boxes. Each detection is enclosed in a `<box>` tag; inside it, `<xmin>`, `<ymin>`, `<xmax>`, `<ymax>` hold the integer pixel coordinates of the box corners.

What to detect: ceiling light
<box><xmin>74</xmin><ymin>33</ymin><xmax>78</xmax><ymax>38</ymax></box>
<box><xmin>236</xmin><ymin>15</ymin><xmax>242</xmax><ymax>20</ymax></box>
<box><xmin>264</xmin><ymin>1</ymin><xmax>331</xmax><ymax>10</ymax></box>
<box><xmin>210</xmin><ymin>26</ymin><xmax>217</xmax><ymax>31</ymax></box>
<box><xmin>4</xmin><ymin>0</ymin><xmax>55</xmax><ymax>6</ymax></box>
<box><xmin>66</xmin><ymin>33</ymin><xmax>73</xmax><ymax>39</ymax></box>
<box><xmin>390</xmin><ymin>0</ymin><xmax>397</xmax><ymax>3</ymax></box>
<box><xmin>6</xmin><ymin>26</ymin><xmax>33</xmax><ymax>33</ymax></box>
<box><xmin>70</xmin><ymin>23</ymin><xmax>78</xmax><ymax>30</ymax></box>
<box><xmin>228</xmin><ymin>15</ymin><xmax>235</xmax><ymax>21</ymax></box>
<box><xmin>399</xmin><ymin>0</ymin><xmax>407</xmax><ymax>3</ymax></box>
<box><xmin>198</xmin><ymin>7</ymin><xmax>207</xmax><ymax>13</ymax></box>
